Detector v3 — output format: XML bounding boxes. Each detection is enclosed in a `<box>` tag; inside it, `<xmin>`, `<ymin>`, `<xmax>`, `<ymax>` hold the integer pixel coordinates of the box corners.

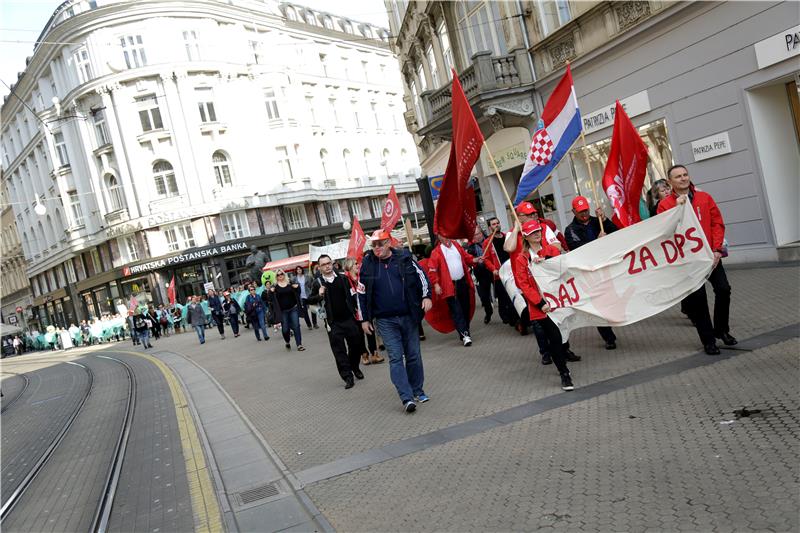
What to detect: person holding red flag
<box><xmin>428</xmin><ymin>235</ymin><xmax>476</xmax><ymax>346</ymax></box>
<box><xmin>433</xmin><ymin>69</ymin><xmax>483</xmax><ymax>240</ymax></box>
<box><xmin>601</xmin><ymin>100</ymin><xmax>649</xmax><ymax>228</ymax></box>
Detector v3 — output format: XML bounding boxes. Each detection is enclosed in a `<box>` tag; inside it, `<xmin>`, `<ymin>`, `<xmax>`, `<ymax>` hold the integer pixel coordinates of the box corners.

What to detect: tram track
<box><xmin>1</xmin><ymin>355</ymin><xmax>137</xmax><ymax>532</ymax></box>
<box><xmin>0</xmin><ymin>372</ymin><xmax>30</xmax><ymax>414</ymax></box>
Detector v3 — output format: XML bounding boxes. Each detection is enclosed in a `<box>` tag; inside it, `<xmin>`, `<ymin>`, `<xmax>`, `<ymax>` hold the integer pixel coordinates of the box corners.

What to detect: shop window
<box><xmin>406</xmin><ymin>194</ymin><xmax>419</xmax><ymax>213</ymax></box>
<box><xmin>269</xmin><ymin>244</ymin><xmax>289</xmax><ymax>261</ymax></box>
<box><xmin>221</xmin><ymin>211</ymin><xmax>250</xmax><ymax>240</ymax></box>
<box><xmin>567</xmin><ymin>118</ymin><xmax>673</xmax><ymax>214</ymax></box>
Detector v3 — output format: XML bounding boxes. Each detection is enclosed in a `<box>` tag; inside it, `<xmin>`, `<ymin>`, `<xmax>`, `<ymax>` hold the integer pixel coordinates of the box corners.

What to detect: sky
<box><xmin>0</xmin><ymin>0</ymin><xmax>391</xmax><ymax>99</ymax></box>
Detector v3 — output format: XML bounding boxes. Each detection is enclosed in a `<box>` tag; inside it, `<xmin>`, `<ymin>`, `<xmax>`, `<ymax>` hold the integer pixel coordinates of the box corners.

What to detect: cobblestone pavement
<box><xmin>152</xmin><ymin>264</ymin><xmax>799</xmax><ymax>531</ymax></box>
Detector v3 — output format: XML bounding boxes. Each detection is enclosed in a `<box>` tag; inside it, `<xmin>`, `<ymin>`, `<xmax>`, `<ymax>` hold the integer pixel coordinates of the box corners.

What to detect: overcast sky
<box><xmin>0</xmin><ymin>0</ymin><xmax>391</xmax><ymax>99</ymax></box>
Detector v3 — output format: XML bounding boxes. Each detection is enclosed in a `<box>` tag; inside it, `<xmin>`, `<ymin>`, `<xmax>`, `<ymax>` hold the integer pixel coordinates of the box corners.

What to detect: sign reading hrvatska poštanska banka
<box><xmin>121</xmin><ymin>242</ymin><xmax>249</xmax><ymax>277</ymax></box>
<box><xmin>500</xmin><ymin>202</ymin><xmax>714</xmax><ymax>340</ymax></box>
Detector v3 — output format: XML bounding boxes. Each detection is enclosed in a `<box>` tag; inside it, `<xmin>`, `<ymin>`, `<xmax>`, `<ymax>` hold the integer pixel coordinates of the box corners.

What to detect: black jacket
<box><xmin>564</xmin><ymin>216</ymin><xmax>618</xmax><ymax>250</ymax></box>
<box><xmin>308</xmin><ymin>272</ymin><xmax>357</xmax><ymax>323</ymax></box>
<box><xmin>357</xmin><ymin>248</ymin><xmax>431</xmax><ymax>323</ymax></box>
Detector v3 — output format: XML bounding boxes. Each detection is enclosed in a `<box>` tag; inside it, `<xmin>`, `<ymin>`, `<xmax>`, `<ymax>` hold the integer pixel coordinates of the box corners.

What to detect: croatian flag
<box><xmin>514</xmin><ymin>65</ymin><xmax>582</xmax><ymax>204</ymax></box>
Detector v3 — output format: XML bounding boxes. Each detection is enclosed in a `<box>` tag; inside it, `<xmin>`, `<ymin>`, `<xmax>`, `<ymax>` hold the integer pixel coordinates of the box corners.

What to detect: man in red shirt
<box><xmin>428</xmin><ymin>235</ymin><xmax>475</xmax><ymax>346</ymax></box>
<box><xmin>658</xmin><ymin>164</ymin><xmax>737</xmax><ymax>355</ymax></box>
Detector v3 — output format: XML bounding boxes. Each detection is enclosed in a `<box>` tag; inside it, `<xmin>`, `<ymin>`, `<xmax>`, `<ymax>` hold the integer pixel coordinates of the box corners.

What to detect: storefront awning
<box><xmin>263</xmin><ymin>254</ymin><xmax>310</xmax><ymax>272</ymax></box>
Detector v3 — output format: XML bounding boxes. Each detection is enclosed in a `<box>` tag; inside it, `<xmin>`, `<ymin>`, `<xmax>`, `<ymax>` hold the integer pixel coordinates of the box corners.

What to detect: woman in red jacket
<box><xmin>512</xmin><ymin>220</ymin><xmax>574</xmax><ymax>391</ymax></box>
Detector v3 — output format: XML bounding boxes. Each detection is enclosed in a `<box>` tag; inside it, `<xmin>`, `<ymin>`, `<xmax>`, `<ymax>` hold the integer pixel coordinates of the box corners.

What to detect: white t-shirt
<box><xmin>440</xmin><ymin>243</ymin><xmax>465</xmax><ymax>281</ymax></box>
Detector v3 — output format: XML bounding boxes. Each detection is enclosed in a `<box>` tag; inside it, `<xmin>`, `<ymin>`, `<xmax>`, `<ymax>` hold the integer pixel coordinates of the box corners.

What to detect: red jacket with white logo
<box><xmin>428</xmin><ymin>241</ymin><xmax>475</xmax><ymax>300</ymax></box>
<box><xmin>657</xmin><ymin>185</ymin><xmax>725</xmax><ymax>251</ymax></box>
<box><xmin>512</xmin><ymin>244</ymin><xmax>560</xmax><ymax>321</ymax></box>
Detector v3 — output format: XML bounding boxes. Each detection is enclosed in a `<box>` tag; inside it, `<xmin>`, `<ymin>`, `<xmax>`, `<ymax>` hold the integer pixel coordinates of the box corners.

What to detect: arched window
<box><xmin>212</xmin><ymin>151</ymin><xmax>233</xmax><ymax>188</ymax></box>
<box><xmin>37</xmin><ymin>221</ymin><xmax>45</xmax><ymax>251</ymax></box>
<box><xmin>343</xmin><ymin>149</ymin><xmax>352</xmax><ymax>178</ymax></box>
<box><xmin>320</xmin><ymin>149</ymin><xmax>329</xmax><ymax>179</ymax></box>
<box><xmin>45</xmin><ymin>215</ymin><xmax>56</xmax><ymax>244</ymax></box>
<box><xmin>21</xmin><ymin>232</ymin><xmax>29</xmax><ymax>257</ymax></box>
<box><xmin>153</xmin><ymin>160</ymin><xmax>178</xmax><ymax>197</ymax></box>
<box><xmin>105</xmin><ymin>174</ymin><xmax>125</xmax><ymax>211</ymax></box>
<box><xmin>381</xmin><ymin>149</ymin><xmax>391</xmax><ymax>177</ymax></box>
<box><xmin>363</xmin><ymin>149</ymin><xmax>372</xmax><ymax>177</ymax></box>
<box><xmin>285</xmin><ymin>6</ymin><xmax>297</xmax><ymax>21</ymax></box>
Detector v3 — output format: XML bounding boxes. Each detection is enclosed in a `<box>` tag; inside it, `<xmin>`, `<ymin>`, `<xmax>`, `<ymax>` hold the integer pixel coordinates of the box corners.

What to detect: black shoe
<box><xmin>561</xmin><ymin>374</ymin><xmax>574</xmax><ymax>391</ymax></box>
<box><xmin>379</xmin><ymin>344</ymin><xmax>385</xmax><ymax>351</ymax></box>
<box><xmin>344</xmin><ymin>378</ymin><xmax>354</xmax><ymax>389</ymax></box>
<box><xmin>403</xmin><ymin>400</ymin><xmax>416</xmax><ymax>413</ymax></box>
<box><xmin>483</xmin><ymin>314</ymin><xmax>492</xmax><ymax>324</ymax></box>
<box><xmin>565</xmin><ymin>350</ymin><xmax>581</xmax><ymax>362</ymax></box>
<box><xmin>605</xmin><ymin>341</ymin><xmax>616</xmax><ymax>350</ymax></box>
<box><xmin>717</xmin><ymin>333</ymin><xmax>738</xmax><ymax>346</ymax></box>
<box><xmin>704</xmin><ymin>343</ymin><xmax>721</xmax><ymax>355</ymax></box>
<box><xmin>541</xmin><ymin>354</ymin><xmax>552</xmax><ymax>365</ymax></box>
<box><xmin>285</xmin><ymin>343</ymin><xmax>291</xmax><ymax>350</ymax></box>
<box><xmin>353</xmin><ymin>369</ymin><xmax>364</xmax><ymax>380</ymax></box>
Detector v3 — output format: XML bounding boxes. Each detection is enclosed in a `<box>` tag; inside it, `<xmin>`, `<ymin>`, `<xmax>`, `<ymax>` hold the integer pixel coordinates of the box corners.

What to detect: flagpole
<box><xmin>479</xmin><ymin>227</ymin><xmax>498</xmax><ymax>260</ymax></box>
<box><xmin>578</xmin><ymin>131</ymin><xmax>606</xmax><ymax>234</ymax></box>
<box><xmin>482</xmin><ymin>141</ymin><xmax>522</xmax><ymax>228</ymax></box>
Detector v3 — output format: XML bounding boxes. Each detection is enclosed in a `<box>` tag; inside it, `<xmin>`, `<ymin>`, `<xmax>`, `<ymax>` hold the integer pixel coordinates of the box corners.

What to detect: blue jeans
<box><xmin>194</xmin><ymin>325</ymin><xmax>206</xmax><ymax>344</ymax></box>
<box><xmin>281</xmin><ymin>307</ymin><xmax>302</xmax><ymax>346</ymax></box>
<box><xmin>137</xmin><ymin>329</ymin><xmax>150</xmax><ymax>346</ymax></box>
<box><xmin>251</xmin><ymin>310</ymin><xmax>269</xmax><ymax>340</ymax></box>
<box><xmin>376</xmin><ymin>315</ymin><xmax>424</xmax><ymax>403</ymax></box>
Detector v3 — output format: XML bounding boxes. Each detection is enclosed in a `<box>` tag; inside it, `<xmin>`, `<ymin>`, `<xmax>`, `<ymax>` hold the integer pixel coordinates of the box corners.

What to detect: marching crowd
<box><xmin>9</xmin><ymin>165</ymin><xmax>737</xmax><ymax>414</ymax></box>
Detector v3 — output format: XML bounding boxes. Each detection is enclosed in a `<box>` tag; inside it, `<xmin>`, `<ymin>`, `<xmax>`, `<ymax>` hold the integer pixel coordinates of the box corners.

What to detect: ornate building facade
<box><xmin>1</xmin><ymin>0</ymin><xmax>422</xmax><ymax>327</ymax></box>
<box><xmin>389</xmin><ymin>0</ymin><xmax>799</xmax><ymax>262</ymax></box>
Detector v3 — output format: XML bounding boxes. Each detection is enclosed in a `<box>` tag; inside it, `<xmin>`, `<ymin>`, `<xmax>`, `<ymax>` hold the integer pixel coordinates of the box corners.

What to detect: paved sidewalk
<box><xmin>150</xmin><ymin>265</ymin><xmax>799</xmax><ymax>531</ymax></box>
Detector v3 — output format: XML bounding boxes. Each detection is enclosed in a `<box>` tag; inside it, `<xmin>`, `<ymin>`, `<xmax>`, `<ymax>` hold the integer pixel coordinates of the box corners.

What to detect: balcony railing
<box><xmin>420</xmin><ymin>48</ymin><xmax>533</xmax><ymax>129</ymax></box>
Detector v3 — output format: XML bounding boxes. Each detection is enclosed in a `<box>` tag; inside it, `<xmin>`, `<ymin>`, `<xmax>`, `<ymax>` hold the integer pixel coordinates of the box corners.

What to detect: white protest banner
<box><xmin>309</xmin><ymin>240</ymin><xmax>350</xmax><ymax>262</ymax></box>
<box><xmin>500</xmin><ymin>202</ymin><xmax>714</xmax><ymax>340</ymax></box>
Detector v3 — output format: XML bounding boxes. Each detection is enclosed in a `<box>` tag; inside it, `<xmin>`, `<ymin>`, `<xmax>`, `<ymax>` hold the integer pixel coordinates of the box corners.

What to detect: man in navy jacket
<box><xmin>358</xmin><ymin>229</ymin><xmax>432</xmax><ymax>413</ymax></box>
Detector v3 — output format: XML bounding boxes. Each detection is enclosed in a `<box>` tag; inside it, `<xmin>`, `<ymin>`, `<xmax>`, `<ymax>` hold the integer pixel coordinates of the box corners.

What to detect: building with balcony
<box><xmin>389</xmin><ymin>0</ymin><xmax>799</xmax><ymax>262</ymax></box>
<box><xmin>0</xmin><ymin>177</ymin><xmax>35</xmax><ymax>331</ymax></box>
<box><xmin>1</xmin><ymin>0</ymin><xmax>422</xmax><ymax>327</ymax></box>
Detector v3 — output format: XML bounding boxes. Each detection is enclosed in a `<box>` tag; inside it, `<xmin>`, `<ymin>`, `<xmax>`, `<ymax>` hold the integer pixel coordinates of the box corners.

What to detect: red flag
<box><xmin>433</xmin><ymin>69</ymin><xmax>483</xmax><ymax>239</ymax></box>
<box><xmin>380</xmin><ymin>186</ymin><xmax>401</xmax><ymax>230</ymax></box>
<box><xmin>167</xmin><ymin>275</ymin><xmax>176</xmax><ymax>305</ymax></box>
<box><xmin>602</xmin><ymin>100</ymin><xmax>649</xmax><ymax>228</ymax></box>
<box><xmin>346</xmin><ymin>217</ymin><xmax>366</xmax><ymax>262</ymax></box>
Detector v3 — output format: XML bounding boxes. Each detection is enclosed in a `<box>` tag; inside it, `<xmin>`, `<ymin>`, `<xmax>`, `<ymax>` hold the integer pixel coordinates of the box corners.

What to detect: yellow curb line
<box><xmin>114</xmin><ymin>350</ymin><xmax>223</xmax><ymax>533</ymax></box>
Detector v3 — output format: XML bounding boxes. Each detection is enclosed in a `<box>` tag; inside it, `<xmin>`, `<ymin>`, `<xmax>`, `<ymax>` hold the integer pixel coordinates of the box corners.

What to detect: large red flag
<box><xmin>602</xmin><ymin>100</ymin><xmax>649</xmax><ymax>228</ymax></box>
<box><xmin>167</xmin><ymin>275</ymin><xmax>176</xmax><ymax>305</ymax></box>
<box><xmin>346</xmin><ymin>217</ymin><xmax>366</xmax><ymax>262</ymax></box>
<box><xmin>380</xmin><ymin>186</ymin><xmax>401</xmax><ymax>230</ymax></box>
<box><xmin>433</xmin><ymin>69</ymin><xmax>483</xmax><ymax>239</ymax></box>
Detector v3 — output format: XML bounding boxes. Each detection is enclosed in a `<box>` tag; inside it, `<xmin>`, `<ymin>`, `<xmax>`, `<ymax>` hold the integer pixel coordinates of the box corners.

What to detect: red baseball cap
<box><xmin>367</xmin><ymin>228</ymin><xmax>392</xmax><ymax>241</ymax></box>
<box><xmin>572</xmin><ymin>196</ymin><xmax>590</xmax><ymax>211</ymax></box>
<box><xmin>515</xmin><ymin>201</ymin><xmax>538</xmax><ymax>215</ymax></box>
<box><xmin>521</xmin><ymin>219</ymin><xmax>543</xmax><ymax>236</ymax></box>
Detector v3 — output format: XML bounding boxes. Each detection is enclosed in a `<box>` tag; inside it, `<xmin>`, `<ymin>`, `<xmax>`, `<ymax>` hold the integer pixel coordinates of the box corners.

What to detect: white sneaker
<box><xmin>462</xmin><ymin>335</ymin><xmax>472</xmax><ymax>347</ymax></box>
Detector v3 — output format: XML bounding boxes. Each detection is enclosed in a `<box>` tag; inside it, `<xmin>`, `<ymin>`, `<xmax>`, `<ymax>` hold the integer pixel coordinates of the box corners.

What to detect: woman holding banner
<box><xmin>513</xmin><ymin>220</ymin><xmax>575</xmax><ymax>392</ymax></box>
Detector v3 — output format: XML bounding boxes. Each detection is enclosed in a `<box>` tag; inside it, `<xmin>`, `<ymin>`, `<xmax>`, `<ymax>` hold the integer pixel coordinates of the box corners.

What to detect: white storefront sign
<box><xmin>754</xmin><ymin>26</ymin><xmax>800</xmax><ymax>70</ymax></box>
<box><xmin>691</xmin><ymin>131</ymin><xmax>732</xmax><ymax>162</ymax></box>
<box><xmin>581</xmin><ymin>90</ymin><xmax>651</xmax><ymax>135</ymax></box>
